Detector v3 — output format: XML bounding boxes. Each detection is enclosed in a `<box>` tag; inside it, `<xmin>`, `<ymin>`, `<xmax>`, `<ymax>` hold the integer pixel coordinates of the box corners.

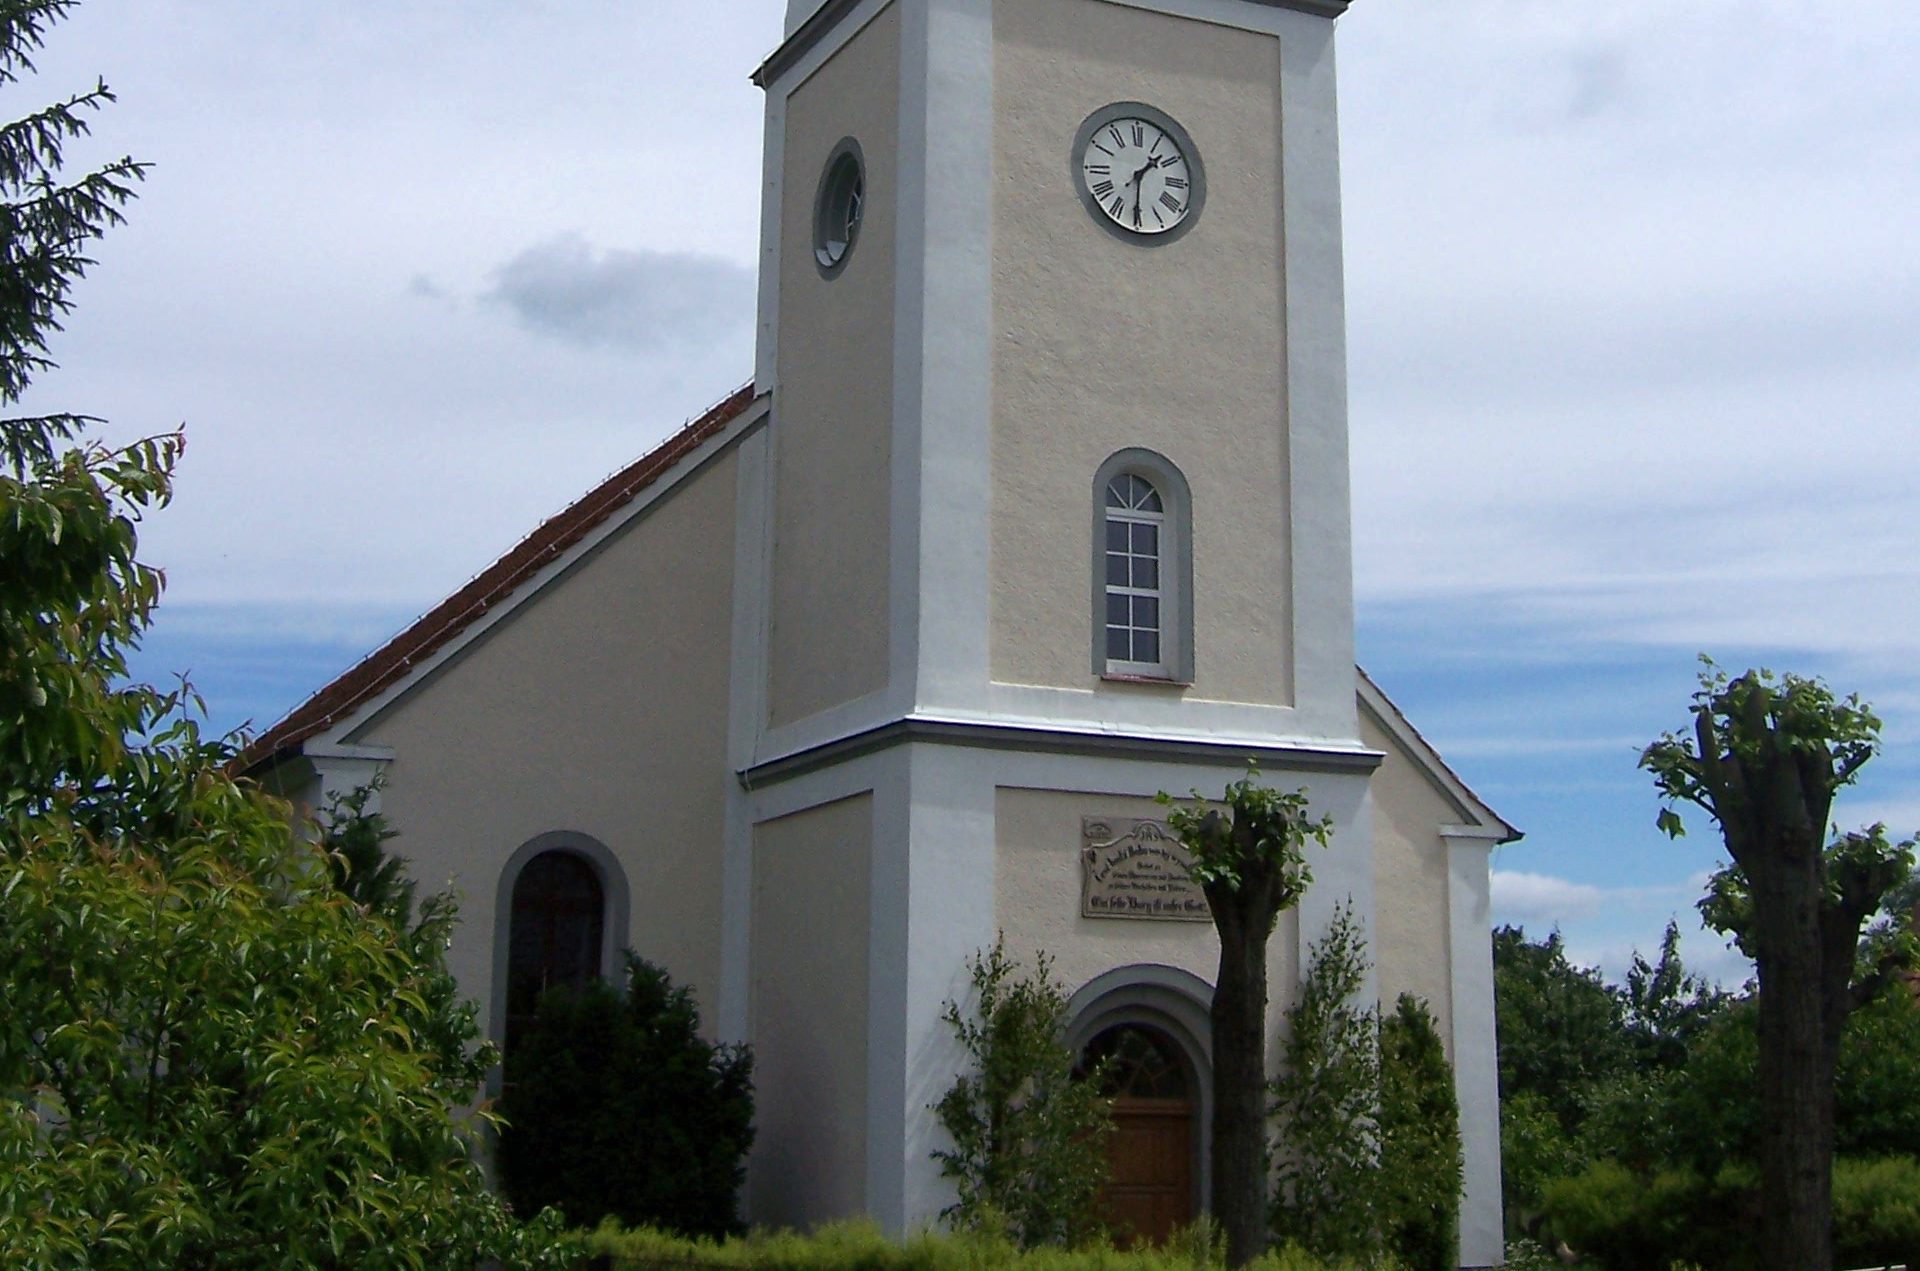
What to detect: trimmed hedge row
<box><xmin>1540</xmin><ymin>1155</ymin><xmax>1920</xmax><ymax>1271</ymax></box>
<box><xmin>585</xmin><ymin>1222</ymin><xmax>1404</xmax><ymax>1271</ymax></box>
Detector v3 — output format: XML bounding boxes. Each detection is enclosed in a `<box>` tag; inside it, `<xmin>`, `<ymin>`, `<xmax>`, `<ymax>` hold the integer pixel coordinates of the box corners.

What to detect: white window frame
<box><xmin>1091</xmin><ymin>449</ymin><xmax>1194</xmax><ymax>684</ymax></box>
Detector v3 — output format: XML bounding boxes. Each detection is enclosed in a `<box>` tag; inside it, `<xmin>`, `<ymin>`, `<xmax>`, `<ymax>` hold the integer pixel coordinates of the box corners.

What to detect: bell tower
<box><xmin>732</xmin><ymin>0</ymin><xmax>1396</xmax><ymax>1244</ymax></box>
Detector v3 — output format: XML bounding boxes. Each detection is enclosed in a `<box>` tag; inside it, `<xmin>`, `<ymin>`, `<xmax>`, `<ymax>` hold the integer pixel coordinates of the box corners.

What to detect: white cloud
<box><xmin>1492</xmin><ymin>871</ymin><xmax>1608</xmax><ymax>924</ymax></box>
<box><xmin>486</xmin><ymin>235</ymin><xmax>755</xmax><ymax>353</ymax></box>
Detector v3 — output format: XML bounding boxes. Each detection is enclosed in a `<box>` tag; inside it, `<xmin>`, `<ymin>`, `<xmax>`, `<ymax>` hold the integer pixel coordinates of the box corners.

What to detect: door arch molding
<box><xmin>1065</xmin><ymin>964</ymin><xmax>1215</xmax><ymax>1217</ymax></box>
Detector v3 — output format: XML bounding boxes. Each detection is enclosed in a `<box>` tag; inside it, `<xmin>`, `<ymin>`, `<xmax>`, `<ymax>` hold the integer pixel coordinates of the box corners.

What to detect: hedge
<box><xmin>1540</xmin><ymin>1155</ymin><xmax>1920</xmax><ymax>1270</ymax></box>
<box><xmin>585</xmin><ymin>1221</ymin><xmax>1406</xmax><ymax>1271</ymax></box>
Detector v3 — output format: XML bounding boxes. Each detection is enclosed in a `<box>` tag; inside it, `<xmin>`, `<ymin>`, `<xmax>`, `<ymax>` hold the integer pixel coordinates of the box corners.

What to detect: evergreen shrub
<box><xmin>499</xmin><ymin>955</ymin><xmax>754</xmax><ymax>1237</ymax></box>
<box><xmin>1376</xmin><ymin>996</ymin><xmax>1463</xmax><ymax>1271</ymax></box>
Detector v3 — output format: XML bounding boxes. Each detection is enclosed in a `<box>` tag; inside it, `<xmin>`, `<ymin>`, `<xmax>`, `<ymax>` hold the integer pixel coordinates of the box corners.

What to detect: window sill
<box><xmin>1100</xmin><ymin>672</ymin><xmax>1193</xmax><ymax>689</ymax></box>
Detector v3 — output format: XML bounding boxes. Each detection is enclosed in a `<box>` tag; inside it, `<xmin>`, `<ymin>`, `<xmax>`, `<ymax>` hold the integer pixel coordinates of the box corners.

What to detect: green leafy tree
<box><xmin>932</xmin><ymin>938</ymin><xmax>1112</xmax><ymax>1249</ymax></box>
<box><xmin>0</xmin><ymin>6</ymin><xmax>572</xmax><ymax>1264</ymax></box>
<box><xmin>499</xmin><ymin>955</ymin><xmax>755</xmax><ymax>1238</ymax></box>
<box><xmin>1491</xmin><ymin>926</ymin><xmax>1630</xmax><ymax>1134</ymax></box>
<box><xmin>1642</xmin><ymin>663</ymin><xmax>1917</xmax><ymax>1271</ymax></box>
<box><xmin>1619</xmin><ymin>920</ymin><xmax>1731</xmax><ymax>1073</ymax></box>
<box><xmin>1159</xmin><ymin>767</ymin><xmax>1328</xmax><ymax>1268</ymax></box>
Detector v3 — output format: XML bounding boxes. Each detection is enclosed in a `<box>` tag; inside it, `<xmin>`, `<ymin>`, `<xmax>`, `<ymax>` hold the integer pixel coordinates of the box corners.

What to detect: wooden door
<box><xmin>1083</xmin><ymin>1025</ymin><xmax>1197</xmax><ymax>1246</ymax></box>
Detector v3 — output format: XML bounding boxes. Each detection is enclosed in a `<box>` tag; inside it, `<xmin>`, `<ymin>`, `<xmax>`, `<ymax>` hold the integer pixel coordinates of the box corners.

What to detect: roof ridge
<box><xmin>240</xmin><ymin>383</ymin><xmax>759</xmax><ymax>772</ymax></box>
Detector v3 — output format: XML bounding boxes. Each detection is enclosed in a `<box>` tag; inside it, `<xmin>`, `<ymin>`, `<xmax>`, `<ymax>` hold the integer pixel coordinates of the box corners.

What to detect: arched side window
<box><xmin>1091</xmin><ymin>449</ymin><xmax>1194</xmax><ymax>683</ymax></box>
<box><xmin>491</xmin><ymin>832</ymin><xmax>630</xmax><ymax>1059</ymax></box>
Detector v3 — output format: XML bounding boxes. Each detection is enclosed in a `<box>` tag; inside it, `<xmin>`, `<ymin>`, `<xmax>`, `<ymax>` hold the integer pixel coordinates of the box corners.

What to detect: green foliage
<box><xmin>0</xmin><ymin>6</ymin><xmax>573</xmax><ymax>1263</ymax></box>
<box><xmin>1541</xmin><ymin>1156</ymin><xmax>1920</xmax><ymax>1271</ymax></box>
<box><xmin>499</xmin><ymin>954</ymin><xmax>754</xmax><ymax>1238</ymax></box>
<box><xmin>1490</xmin><ymin>926</ymin><xmax>1629</xmax><ymax>1135</ymax></box>
<box><xmin>1271</xmin><ymin>905</ymin><xmax>1380</xmax><ymax>1262</ymax></box>
<box><xmin>1831</xmin><ymin>1156</ymin><xmax>1920</xmax><ymax>1271</ymax></box>
<box><xmin>1271</xmin><ymin>914</ymin><xmax>1460</xmax><ymax>1269</ymax></box>
<box><xmin>1375</xmin><ymin>996</ymin><xmax>1462</xmax><ymax>1271</ymax></box>
<box><xmin>1619</xmin><ymin>921</ymin><xmax>1730</xmax><ymax>1072</ymax></box>
<box><xmin>320</xmin><ymin>777</ymin><xmax>416</xmax><ymax>925</ymax></box>
<box><xmin>1497</xmin><ymin>1091</ymin><xmax>1585</xmax><ymax>1232</ymax></box>
<box><xmin>586</xmin><ymin>1219</ymin><xmax>1406</xmax><ymax>1271</ymax></box>
<box><xmin>1157</xmin><ymin>766</ymin><xmax>1327</xmax><ymax>903</ymax></box>
<box><xmin>1540</xmin><ymin>1160</ymin><xmax>1761</xmax><ymax>1271</ymax></box>
<box><xmin>932</xmin><ymin>937</ymin><xmax>1113</xmax><ymax>1249</ymax></box>
<box><xmin>0</xmin><ymin>776</ymin><xmax>580</xmax><ymax>1268</ymax></box>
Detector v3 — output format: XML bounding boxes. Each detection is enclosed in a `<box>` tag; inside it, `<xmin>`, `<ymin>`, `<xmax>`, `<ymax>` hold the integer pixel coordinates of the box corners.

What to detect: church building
<box><xmin>249</xmin><ymin>1</ymin><xmax>1515</xmax><ymax>1265</ymax></box>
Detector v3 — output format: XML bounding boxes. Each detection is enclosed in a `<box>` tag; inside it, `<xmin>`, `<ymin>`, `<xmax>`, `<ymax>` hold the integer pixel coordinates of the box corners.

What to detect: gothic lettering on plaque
<box><xmin>1080</xmin><ymin>817</ymin><xmax>1211</xmax><ymax>922</ymax></box>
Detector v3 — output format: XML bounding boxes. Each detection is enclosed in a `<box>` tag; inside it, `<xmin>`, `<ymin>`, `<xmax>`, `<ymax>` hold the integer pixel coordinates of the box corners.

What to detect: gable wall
<box><xmin>1363</xmin><ymin>705</ymin><xmax>1470</xmax><ymax>1055</ymax></box>
<box><xmin>347</xmin><ymin>445</ymin><xmax>743</xmax><ymax>1039</ymax></box>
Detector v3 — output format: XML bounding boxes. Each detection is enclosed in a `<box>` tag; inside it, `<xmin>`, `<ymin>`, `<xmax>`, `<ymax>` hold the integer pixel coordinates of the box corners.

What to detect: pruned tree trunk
<box><xmin>1752</xmin><ymin>848</ymin><xmax>1835</xmax><ymax>1271</ymax></box>
<box><xmin>1206</xmin><ymin>869</ymin><xmax>1281</xmax><ymax>1268</ymax></box>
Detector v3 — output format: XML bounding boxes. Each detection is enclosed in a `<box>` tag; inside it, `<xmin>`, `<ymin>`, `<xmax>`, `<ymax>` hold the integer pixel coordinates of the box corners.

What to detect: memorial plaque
<box><xmin>1080</xmin><ymin>816</ymin><xmax>1211</xmax><ymax>922</ymax></box>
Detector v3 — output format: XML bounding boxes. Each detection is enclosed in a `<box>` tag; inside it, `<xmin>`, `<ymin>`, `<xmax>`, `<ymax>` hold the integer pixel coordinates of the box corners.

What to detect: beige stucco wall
<box><xmin>990</xmin><ymin>0</ymin><xmax>1293</xmax><ymax>706</ymax></box>
<box><xmin>768</xmin><ymin>3</ymin><xmax>899</xmax><ymax>729</ymax></box>
<box><xmin>349</xmin><ymin>446</ymin><xmax>742</xmax><ymax>1039</ymax></box>
<box><xmin>994</xmin><ymin>787</ymin><xmax>1298</xmax><ymax>1036</ymax></box>
<box><xmin>749</xmin><ymin>794</ymin><xmax>874</xmax><ymax>1227</ymax></box>
<box><xmin>1363</xmin><ymin>707</ymin><xmax>1469</xmax><ymax>1054</ymax></box>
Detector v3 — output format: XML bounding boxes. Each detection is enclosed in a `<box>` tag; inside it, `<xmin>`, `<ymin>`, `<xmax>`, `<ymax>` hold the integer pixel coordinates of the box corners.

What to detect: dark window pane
<box><xmin>1106</xmin><ymin>479</ymin><xmax>1128</xmax><ymax>509</ymax></box>
<box><xmin>1140</xmin><ymin>486</ymin><xmax>1164</xmax><ymax>514</ymax></box>
<box><xmin>1107</xmin><ymin>553</ymin><xmax>1130</xmax><ymax>587</ymax></box>
<box><xmin>1107</xmin><ymin>593</ymin><xmax>1130</xmax><ymax>626</ymax></box>
<box><xmin>1107</xmin><ymin>518</ymin><xmax>1129</xmax><ymax>551</ymax></box>
<box><xmin>506</xmin><ymin>850</ymin><xmax>605</xmax><ymax>1055</ymax></box>
<box><xmin>1132</xmin><ymin>523</ymin><xmax>1159</xmax><ymax>556</ymax></box>
<box><xmin>1134</xmin><ymin>557</ymin><xmax>1159</xmax><ymax>590</ymax></box>
<box><xmin>1107</xmin><ymin>627</ymin><xmax>1131</xmax><ymax>661</ymax></box>
<box><xmin>1135</xmin><ymin>596</ymin><xmax>1160</xmax><ymax>629</ymax></box>
<box><xmin>1137</xmin><ymin>631</ymin><xmax>1161</xmax><ymax>663</ymax></box>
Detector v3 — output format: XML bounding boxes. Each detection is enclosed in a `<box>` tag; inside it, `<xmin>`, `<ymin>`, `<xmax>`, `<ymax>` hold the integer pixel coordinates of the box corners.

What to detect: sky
<box><xmin>19</xmin><ymin>1</ymin><xmax>1919</xmax><ymax>989</ymax></box>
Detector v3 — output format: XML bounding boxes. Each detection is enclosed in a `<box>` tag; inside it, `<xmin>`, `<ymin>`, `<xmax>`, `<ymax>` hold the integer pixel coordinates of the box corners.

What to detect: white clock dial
<box><xmin>1077</xmin><ymin>113</ymin><xmax>1196</xmax><ymax>238</ymax></box>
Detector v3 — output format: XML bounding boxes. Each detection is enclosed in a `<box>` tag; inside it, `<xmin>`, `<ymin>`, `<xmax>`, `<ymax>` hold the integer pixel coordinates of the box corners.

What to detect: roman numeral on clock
<box><xmin>1091</xmin><ymin>180</ymin><xmax>1115</xmax><ymax>199</ymax></box>
<box><xmin>1160</xmin><ymin>192</ymin><xmax>1183</xmax><ymax>213</ymax></box>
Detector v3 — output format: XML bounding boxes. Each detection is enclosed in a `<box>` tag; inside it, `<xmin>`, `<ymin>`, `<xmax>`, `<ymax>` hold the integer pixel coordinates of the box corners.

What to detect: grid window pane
<box><xmin>1133</xmin><ymin>557</ymin><xmax>1159</xmax><ymax>589</ymax></box>
<box><xmin>1137</xmin><ymin>631</ymin><xmax>1160</xmax><ymax>663</ymax></box>
<box><xmin>1107</xmin><ymin>593</ymin><xmax>1131</xmax><ymax>626</ymax></box>
<box><xmin>1108</xmin><ymin>627</ymin><xmax>1131</xmax><ymax>661</ymax></box>
<box><xmin>1132</xmin><ymin>523</ymin><xmax>1158</xmax><ymax>555</ymax></box>
<box><xmin>1107</xmin><ymin>519</ymin><xmax>1129</xmax><ymax>551</ymax></box>
<box><xmin>1135</xmin><ymin>596</ymin><xmax>1160</xmax><ymax>629</ymax></box>
<box><xmin>1107</xmin><ymin>553</ymin><xmax>1129</xmax><ymax>587</ymax></box>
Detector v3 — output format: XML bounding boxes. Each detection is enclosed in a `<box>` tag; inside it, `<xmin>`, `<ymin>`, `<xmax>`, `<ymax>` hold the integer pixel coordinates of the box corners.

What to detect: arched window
<box><xmin>1092</xmin><ymin>450</ymin><xmax>1193</xmax><ymax>682</ymax></box>
<box><xmin>505</xmin><ymin>849</ymin><xmax>605</xmax><ymax>1052</ymax></box>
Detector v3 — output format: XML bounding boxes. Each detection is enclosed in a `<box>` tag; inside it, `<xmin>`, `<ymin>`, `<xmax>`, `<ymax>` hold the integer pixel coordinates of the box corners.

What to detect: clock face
<box><xmin>1075</xmin><ymin>108</ymin><xmax>1199</xmax><ymax>240</ymax></box>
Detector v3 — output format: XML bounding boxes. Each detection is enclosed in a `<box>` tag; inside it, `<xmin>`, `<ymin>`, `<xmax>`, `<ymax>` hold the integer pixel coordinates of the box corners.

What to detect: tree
<box><xmin>0</xmin><ymin>7</ymin><xmax>572</xmax><ymax>1263</ymax></box>
<box><xmin>1642</xmin><ymin>663</ymin><xmax>1917</xmax><ymax>1271</ymax></box>
<box><xmin>1160</xmin><ymin>768</ymin><xmax>1329</xmax><ymax>1267</ymax></box>
<box><xmin>499</xmin><ymin>955</ymin><xmax>755</xmax><ymax>1238</ymax></box>
<box><xmin>931</xmin><ymin>937</ymin><xmax>1112</xmax><ymax>1248</ymax></box>
<box><xmin>1491</xmin><ymin>926</ymin><xmax>1630</xmax><ymax>1135</ymax></box>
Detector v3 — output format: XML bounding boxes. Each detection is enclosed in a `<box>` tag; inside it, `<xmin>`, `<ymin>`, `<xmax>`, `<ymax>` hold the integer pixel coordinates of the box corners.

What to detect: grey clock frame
<box><xmin>1070</xmin><ymin>102</ymin><xmax>1207</xmax><ymax>247</ymax></box>
<box><xmin>812</xmin><ymin>136</ymin><xmax>866</xmax><ymax>279</ymax></box>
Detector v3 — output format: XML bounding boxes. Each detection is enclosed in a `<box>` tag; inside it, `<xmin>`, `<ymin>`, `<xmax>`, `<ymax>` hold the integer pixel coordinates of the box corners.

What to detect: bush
<box><xmin>1833</xmin><ymin>1156</ymin><xmax>1920</xmax><ymax>1271</ymax></box>
<box><xmin>586</xmin><ymin>1220</ymin><xmax>1405</xmax><ymax>1271</ymax></box>
<box><xmin>1376</xmin><ymin>996</ymin><xmax>1462</xmax><ymax>1271</ymax></box>
<box><xmin>498</xmin><ymin>955</ymin><xmax>754</xmax><ymax>1237</ymax></box>
<box><xmin>932</xmin><ymin>938</ymin><xmax>1113</xmax><ymax>1248</ymax></box>
<box><xmin>1271</xmin><ymin>906</ymin><xmax>1381</xmax><ymax>1262</ymax></box>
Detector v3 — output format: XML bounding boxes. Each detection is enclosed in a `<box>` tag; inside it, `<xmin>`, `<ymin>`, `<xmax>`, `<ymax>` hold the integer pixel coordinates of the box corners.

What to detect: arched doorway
<box><xmin>1081</xmin><ymin>1022</ymin><xmax>1199</xmax><ymax>1246</ymax></box>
